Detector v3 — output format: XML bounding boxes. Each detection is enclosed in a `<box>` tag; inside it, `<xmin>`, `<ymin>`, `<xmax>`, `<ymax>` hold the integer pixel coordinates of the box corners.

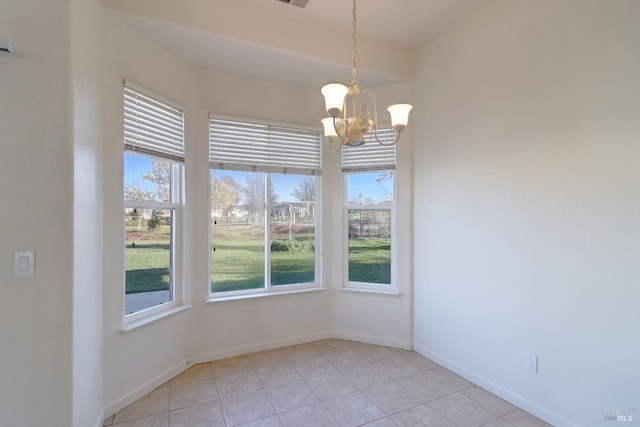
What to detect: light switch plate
<box><xmin>14</xmin><ymin>251</ymin><xmax>34</xmax><ymax>277</ymax></box>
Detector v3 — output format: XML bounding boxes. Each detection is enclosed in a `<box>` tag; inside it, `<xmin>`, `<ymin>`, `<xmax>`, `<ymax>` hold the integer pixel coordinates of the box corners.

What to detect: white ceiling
<box><xmin>229</xmin><ymin>0</ymin><xmax>486</xmax><ymax>50</ymax></box>
<box><xmin>104</xmin><ymin>0</ymin><xmax>486</xmax><ymax>88</ymax></box>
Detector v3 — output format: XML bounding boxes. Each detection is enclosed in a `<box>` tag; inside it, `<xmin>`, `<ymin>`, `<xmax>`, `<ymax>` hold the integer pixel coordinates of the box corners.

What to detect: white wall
<box><xmin>100</xmin><ymin>16</ymin><xmax>414</xmax><ymax>414</ymax></box>
<box><xmin>71</xmin><ymin>0</ymin><xmax>105</xmax><ymax>425</ymax></box>
<box><xmin>0</xmin><ymin>1</ymin><xmax>74</xmax><ymax>426</ymax></box>
<box><xmin>101</xmin><ymin>16</ymin><xmax>334</xmax><ymax>415</ymax></box>
<box><xmin>0</xmin><ymin>2</ymin><xmax>413</xmax><ymax>423</ymax></box>
<box><xmin>190</xmin><ymin>70</ymin><xmax>332</xmax><ymax>361</ymax></box>
<box><xmin>330</xmin><ymin>83</ymin><xmax>414</xmax><ymax>349</ymax></box>
<box><xmin>413</xmin><ymin>1</ymin><xmax>640</xmax><ymax>426</ymax></box>
<box><xmin>190</xmin><ymin>73</ymin><xmax>414</xmax><ymax>358</ymax></box>
<box><xmin>101</xmin><ymin>16</ymin><xmax>195</xmax><ymax>415</ymax></box>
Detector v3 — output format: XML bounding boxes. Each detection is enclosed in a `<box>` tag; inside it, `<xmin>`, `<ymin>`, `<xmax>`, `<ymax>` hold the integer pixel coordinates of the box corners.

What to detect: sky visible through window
<box><xmin>347</xmin><ymin>172</ymin><xmax>393</xmax><ymax>204</ymax></box>
<box><xmin>125</xmin><ymin>153</ymin><xmax>391</xmax><ymax>204</ymax></box>
<box><xmin>124</xmin><ymin>154</ymin><xmax>155</xmax><ymax>194</ymax></box>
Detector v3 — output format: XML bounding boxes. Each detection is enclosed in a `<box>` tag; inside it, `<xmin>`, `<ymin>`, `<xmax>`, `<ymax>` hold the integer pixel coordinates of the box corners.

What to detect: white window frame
<box><xmin>123</xmin><ymin>81</ymin><xmax>186</xmax><ymax>324</ymax></box>
<box><xmin>208</xmin><ymin>115</ymin><xmax>323</xmax><ymax>300</ymax></box>
<box><xmin>342</xmin><ymin>127</ymin><xmax>397</xmax><ymax>292</ymax></box>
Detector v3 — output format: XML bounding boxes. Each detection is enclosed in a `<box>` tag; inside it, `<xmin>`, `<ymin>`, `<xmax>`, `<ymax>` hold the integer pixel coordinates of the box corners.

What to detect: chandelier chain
<box><xmin>320</xmin><ymin>0</ymin><xmax>411</xmax><ymax>149</ymax></box>
<box><xmin>351</xmin><ymin>0</ymin><xmax>357</xmax><ymax>85</ymax></box>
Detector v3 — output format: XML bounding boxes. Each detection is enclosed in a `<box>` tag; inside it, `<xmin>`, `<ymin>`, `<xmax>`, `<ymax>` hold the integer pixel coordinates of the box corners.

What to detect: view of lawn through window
<box><xmin>348</xmin><ymin>209</ymin><xmax>391</xmax><ymax>284</ymax></box>
<box><xmin>123</xmin><ymin>83</ymin><xmax>184</xmax><ymax>317</ymax></box>
<box><xmin>346</xmin><ymin>172</ymin><xmax>393</xmax><ymax>285</ymax></box>
<box><xmin>124</xmin><ymin>153</ymin><xmax>178</xmax><ymax>315</ymax></box>
<box><xmin>125</xmin><ymin>208</ymin><xmax>172</xmax><ymax>294</ymax></box>
<box><xmin>211</xmin><ymin>171</ymin><xmax>316</xmax><ymax>293</ymax></box>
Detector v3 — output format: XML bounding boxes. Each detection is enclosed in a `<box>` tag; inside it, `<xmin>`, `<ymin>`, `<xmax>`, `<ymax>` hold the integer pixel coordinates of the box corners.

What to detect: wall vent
<box><xmin>275</xmin><ymin>0</ymin><xmax>310</xmax><ymax>8</ymax></box>
<box><xmin>0</xmin><ymin>40</ymin><xmax>13</xmax><ymax>53</ymax></box>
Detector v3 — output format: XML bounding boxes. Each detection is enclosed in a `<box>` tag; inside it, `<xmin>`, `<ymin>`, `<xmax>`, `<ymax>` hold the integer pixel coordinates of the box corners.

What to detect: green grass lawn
<box><xmin>210</xmin><ymin>223</ymin><xmax>316</xmax><ymax>292</ymax></box>
<box><xmin>125</xmin><ymin>223</ymin><xmax>391</xmax><ymax>294</ymax></box>
<box><xmin>211</xmin><ymin>223</ymin><xmax>264</xmax><ymax>292</ymax></box>
<box><xmin>125</xmin><ymin>239</ymin><xmax>170</xmax><ymax>294</ymax></box>
<box><xmin>125</xmin><ymin>224</ymin><xmax>171</xmax><ymax>294</ymax></box>
<box><xmin>348</xmin><ymin>238</ymin><xmax>391</xmax><ymax>284</ymax></box>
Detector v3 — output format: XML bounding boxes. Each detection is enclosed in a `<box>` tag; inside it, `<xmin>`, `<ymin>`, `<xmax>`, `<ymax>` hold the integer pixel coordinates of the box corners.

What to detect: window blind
<box><xmin>124</xmin><ymin>83</ymin><xmax>185</xmax><ymax>162</ymax></box>
<box><xmin>209</xmin><ymin>116</ymin><xmax>322</xmax><ymax>175</ymax></box>
<box><xmin>342</xmin><ymin>127</ymin><xmax>396</xmax><ymax>172</ymax></box>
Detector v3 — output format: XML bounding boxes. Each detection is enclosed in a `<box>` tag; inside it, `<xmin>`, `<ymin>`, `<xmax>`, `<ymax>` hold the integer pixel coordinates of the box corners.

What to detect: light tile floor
<box><xmin>103</xmin><ymin>339</ymin><xmax>552</xmax><ymax>427</ymax></box>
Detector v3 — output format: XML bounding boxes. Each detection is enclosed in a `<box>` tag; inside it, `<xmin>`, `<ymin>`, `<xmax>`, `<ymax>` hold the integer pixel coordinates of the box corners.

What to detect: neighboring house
<box><xmin>270</xmin><ymin>202</ymin><xmax>314</xmax><ymax>220</ymax></box>
<box><xmin>211</xmin><ymin>205</ymin><xmax>251</xmax><ymax>221</ymax></box>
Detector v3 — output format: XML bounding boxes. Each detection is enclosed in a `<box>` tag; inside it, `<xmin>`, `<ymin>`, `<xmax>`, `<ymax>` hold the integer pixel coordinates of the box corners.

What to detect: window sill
<box><xmin>339</xmin><ymin>287</ymin><xmax>401</xmax><ymax>296</ymax></box>
<box><xmin>206</xmin><ymin>287</ymin><xmax>324</xmax><ymax>303</ymax></box>
<box><xmin>121</xmin><ymin>304</ymin><xmax>191</xmax><ymax>333</ymax></box>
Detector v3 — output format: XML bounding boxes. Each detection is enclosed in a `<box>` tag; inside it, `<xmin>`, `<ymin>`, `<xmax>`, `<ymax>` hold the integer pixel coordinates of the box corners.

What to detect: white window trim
<box><xmin>206</xmin><ymin>287</ymin><xmax>325</xmax><ymax>304</ymax></box>
<box><xmin>207</xmin><ymin>172</ymin><xmax>323</xmax><ymax>300</ymax></box>
<box><xmin>123</xmin><ymin>163</ymin><xmax>186</xmax><ymax>325</ymax></box>
<box><xmin>338</xmin><ymin>287</ymin><xmax>400</xmax><ymax>296</ymax></box>
<box><xmin>343</xmin><ymin>171</ymin><xmax>397</xmax><ymax>293</ymax></box>
<box><xmin>341</xmin><ymin>125</ymin><xmax>397</xmax><ymax>292</ymax></box>
<box><xmin>121</xmin><ymin>304</ymin><xmax>191</xmax><ymax>333</ymax></box>
<box><xmin>208</xmin><ymin>115</ymin><xmax>323</xmax><ymax>300</ymax></box>
<box><xmin>122</xmin><ymin>81</ymin><xmax>187</xmax><ymax>325</ymax></box>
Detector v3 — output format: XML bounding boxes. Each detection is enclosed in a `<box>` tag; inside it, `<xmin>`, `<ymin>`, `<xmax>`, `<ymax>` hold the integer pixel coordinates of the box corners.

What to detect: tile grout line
<box><xmin>107</xmin><ymin>340</ymin><xmax>549</xmax><ymax>427</ymax></box>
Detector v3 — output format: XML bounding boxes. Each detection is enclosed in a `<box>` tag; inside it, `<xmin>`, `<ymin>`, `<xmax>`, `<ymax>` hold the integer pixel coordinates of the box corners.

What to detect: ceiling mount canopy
<box><xmin>321</xmin><ymin>0</ymin><xmax>412</xmax><ymax>151</ymax></box>
<box><xmin>274</xmin><ymin>0</ymin><xmax>310</xmax><ymax>9</ymax></box>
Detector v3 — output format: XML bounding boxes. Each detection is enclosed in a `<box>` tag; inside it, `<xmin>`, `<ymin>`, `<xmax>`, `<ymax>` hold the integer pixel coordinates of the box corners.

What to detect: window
<box><xmin>209</xmin><ymin>116</ymin><xmax>321</xmax><ymax>297</ymax></box>
<box><xmin>343</xmin><ymin>128</ymin><xmax>396</xmax><ymax>288</ymax></box>
<box><xmin>123</xmin><ymin>82</ymin><xmax>184</xmax><ymax>319</ymax></box>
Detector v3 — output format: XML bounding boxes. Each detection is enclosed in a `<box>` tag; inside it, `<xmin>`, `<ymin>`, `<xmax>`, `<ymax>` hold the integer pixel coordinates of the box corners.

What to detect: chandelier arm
<box><xmin>343</xmin><ymin>94</ymin><xmax>350</xmax><ymax>123</ymax></box>
<box><xmin>371</xmin><ymin>117</ymin><xmax>401</xmax><ymax>146</ymax></box>
<box><xmin>331</xmin><ymin>116</ymin><xmax>347</xmax><ymax>139</ymax></box>
<box><xmin>361</xmin><ymin>88</ymin><xmax>378</xmax><ymax>127</ymax></box>
<box><xmin>322</xmin><ymin>117</ymin><xmax>345</xmax><ymax>151</ymax></box>
<box><xmin>324</xmin><ymin>131</ymin><xmax>344</xmax><ymax>152</ymax></box>
<box><xmin>338</xmin><ymin>95</ymin><xmax>353</xmax><ymax>142</ymax></box>
<box><xmin>360</xmin><ymin>88</ymin><xmax>401</xmax><ymax>146</ymax></box>
<box><xmin>373</xmin><ymin>130</ymin><xmax>401</xmax><ymax>146</ymax></box>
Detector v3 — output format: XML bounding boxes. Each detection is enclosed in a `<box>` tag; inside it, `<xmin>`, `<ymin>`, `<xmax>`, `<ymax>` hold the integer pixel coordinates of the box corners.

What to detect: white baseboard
<box><xmin>103</xmin><ymin>330</ymin><xmax>406</xmax><ymax>422</ymax></box>
<box><xmin>93</xmin><ymin>410</ymin><xmax>105</xmax><ymax>427</ymax></box>
<box><xmin>332</xmin><ymin>329</ymin><xmax>412</xmax><ymax>350</ymax></box>
<box><xmin>103</xmin><ymin>332</ymin><xmax>331</xmax><ymax>420</ymax></box>
<box><xmin>413</xmin><ymin>342</ymin><xmax>576</xmax><ymax>427</ymax></box>
<box><xmin>103</xmin><ymin>359</ymin><xmax>190</xmax><ymax>420</ymax></box>
<box><xmin>192</xmin><ymin>331</ymin><xmax>332</xmax><ymax>364</ymax></box>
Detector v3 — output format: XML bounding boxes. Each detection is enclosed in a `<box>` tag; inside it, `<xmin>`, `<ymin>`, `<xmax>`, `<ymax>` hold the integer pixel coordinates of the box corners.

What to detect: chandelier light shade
<box><xmin>321</xmin><ymin>83</ymin><xmax>350</xmax><ymax>118</ymax></box>
<box><xmin>321</xmin><ymin>117</ymin><xmax>339</xmax><ymax>140</ymax></box>
<box><xmin>321</xmin><ymin>0</ymin><xmax>413</xmax><ymax>150</ymax></box>
<box><xmin>387</xmin><ymin>103</ymin><xmax>413</xmax><ymax>131</ymax></box>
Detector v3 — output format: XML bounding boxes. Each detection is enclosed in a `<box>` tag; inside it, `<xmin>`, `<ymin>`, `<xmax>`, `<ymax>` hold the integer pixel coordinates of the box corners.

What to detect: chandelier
<box><xmin>321</xmin><ymin>0</ymin><xmax>413</xmax><ymax>150</ymax></box>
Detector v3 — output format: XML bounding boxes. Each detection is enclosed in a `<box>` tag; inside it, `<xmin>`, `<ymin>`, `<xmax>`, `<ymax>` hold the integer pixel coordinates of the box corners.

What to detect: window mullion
<box><xmin>343</xmin><ymin>175</ymin><xmax>349</xmax><ymax>287</ymax></box>
<box><xmin>265</xmin><ymin>173</ymin><xmax>272</xmax><ymax>292</ymax></box>
<box><xmin>169</xmin><ymin>208</ymin><xmax>176</xmax><ymax>303</ymax></box>
<box><xmin>125</xmin><ymin>200</ymin><xmax>179</xmax><ymax>209</ymax></box>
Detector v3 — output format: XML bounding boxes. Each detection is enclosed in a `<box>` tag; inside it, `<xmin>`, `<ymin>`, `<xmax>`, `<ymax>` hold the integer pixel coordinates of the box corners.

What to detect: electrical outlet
<box><xmin>271</xmin><ymin>307</ymin><xmax>277</xmax><ymax>319</ymax></box>
<box><xmin>526</xmin><ymin>353</ymin><xmax>538</xmax><ymax>373</ymax></box>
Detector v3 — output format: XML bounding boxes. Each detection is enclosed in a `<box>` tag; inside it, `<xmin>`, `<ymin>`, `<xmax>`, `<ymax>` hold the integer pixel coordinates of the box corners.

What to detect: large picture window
<box><xmin>123</xmin><ymin>82</ymin><xmax>184</xmax><ymax>319</ymax></box>
<box><xmin>343</xmin><ymin>128</ymin><xmax>396</xmax><ymax>288</ymax></box>
<box><xmin>209</xmin><ymin>116</ymin><xmax>321</xmax><ymax>297</ymax></box>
